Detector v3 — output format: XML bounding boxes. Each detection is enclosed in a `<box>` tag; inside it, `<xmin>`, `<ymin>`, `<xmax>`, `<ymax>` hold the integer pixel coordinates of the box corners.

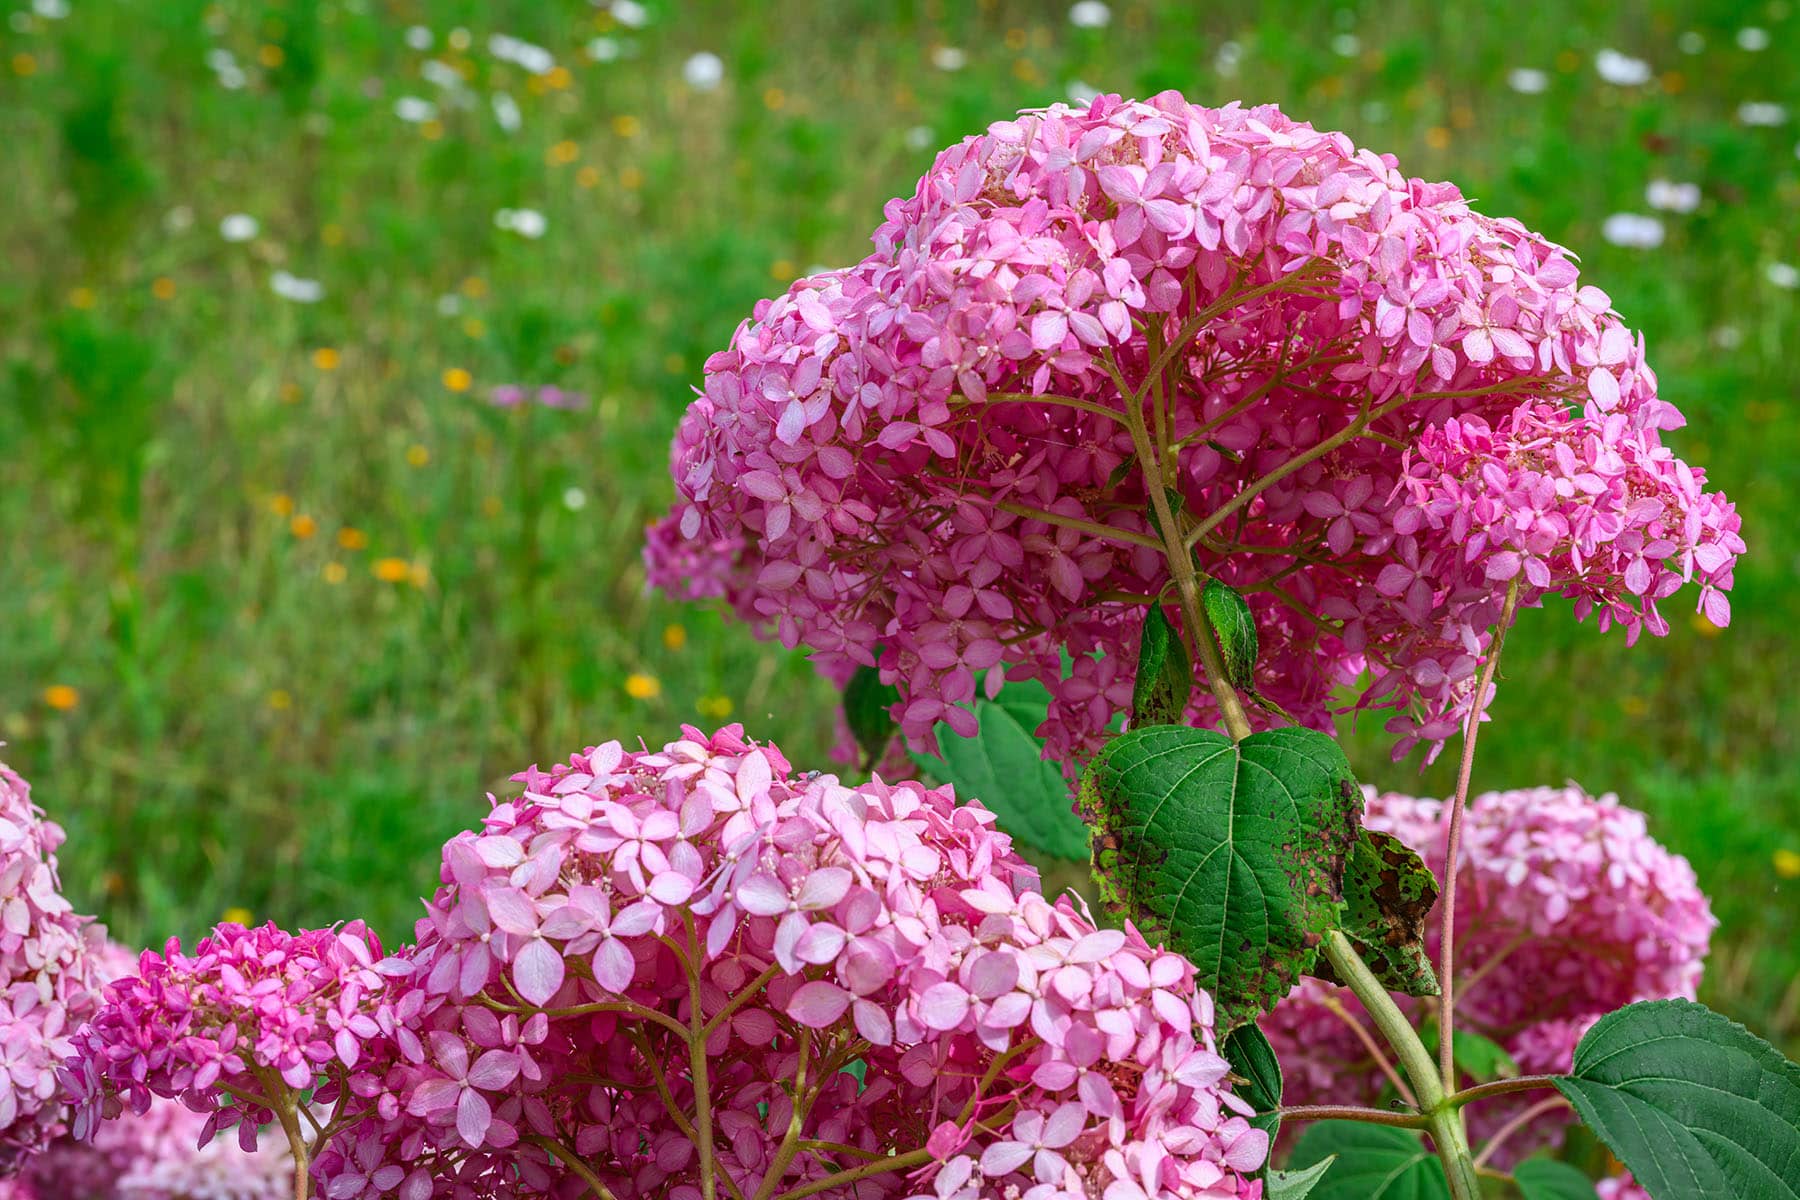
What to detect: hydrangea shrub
<box><xmin>3</xmin><ymin>91</ymin><xmax>1795</xmax><ymax>1200</ymax></box>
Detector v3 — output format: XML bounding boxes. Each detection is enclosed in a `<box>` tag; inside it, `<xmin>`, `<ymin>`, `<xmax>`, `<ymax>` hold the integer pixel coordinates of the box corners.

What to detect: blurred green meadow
<box><xmin>2</xmin><ymin>0</ymin><xmax>1797</xmax><ymax>1048</ymax></box>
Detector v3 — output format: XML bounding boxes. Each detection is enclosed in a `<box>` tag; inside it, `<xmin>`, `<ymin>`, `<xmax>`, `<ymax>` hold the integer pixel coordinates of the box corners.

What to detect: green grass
<box><xmin>1</xmin><ymin>0</ymin><xmax>1796</xmax><ymax>1050</ymax></box>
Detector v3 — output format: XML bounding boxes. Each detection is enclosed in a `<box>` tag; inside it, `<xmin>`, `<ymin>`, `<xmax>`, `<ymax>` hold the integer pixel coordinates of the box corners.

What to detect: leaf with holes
<box><xmin>913</xmin><ymin>686</ymin><xmax>1088</xmax><ymax>862</ymax></box>
<box><xmin>1082</xmin><ymin>724</ymin><xmax>1361</xmax><ymax>1025</ymax></box>
<box><xmin>1311</xmin><ymin>829</ymin><xmax>1439</xmax><ymax>997</ymax></box>
<box><xmin>1288</xmin><ymin>1122</ymin><xmax>1448</xmax><ymax>1200</ymax></box>
<box><xmin>1553</xmin><ymin>998</ymin><xmax>1800</xmax><ymax>1200</ymax></box>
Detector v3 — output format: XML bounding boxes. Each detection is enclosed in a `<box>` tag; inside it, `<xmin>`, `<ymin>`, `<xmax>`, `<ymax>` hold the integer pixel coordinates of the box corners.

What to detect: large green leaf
<box><xmin>1082</xmin><ymin>724</ymin><xmax>1361</xmax><ymax>1025</ymax></box>
<box><xmin>1310</xmin><ymin>828</ymin><xmax>1440</xmax><ymax>997</ymax></box>
<box><xmin>1225</xmin><ymin>1023</ymin><xmax>1282</xmax><ymax>1169</ymax></box>
<box><xmin>1132</xmin><ymin>603</ymin><xmax>1193</xmax><ymax>728</ymax></box>
<box><xmin>1268</xmin><ymin>1157</ymin><xmax>1336</xmax><ymax>1200</ymax></box>
<box><xmin>1289</xmin><ymin>1122</ymin><xmax>1449</xmax><ymax>1200</ymax></box>
<box><xmin>1514</xmin><ymin>1158</ymin><xmax>1599</xmax><ymax>1200</ymax></box>
<box><xmin>914</xmin><ymin>686</ymin><xmax>1089</xmax><ymax>862</ymax></box>
<box><xmin>1553</xmin><ymin>998</ymin><xmax>1800</xmax><ymax>1200</ymax></box>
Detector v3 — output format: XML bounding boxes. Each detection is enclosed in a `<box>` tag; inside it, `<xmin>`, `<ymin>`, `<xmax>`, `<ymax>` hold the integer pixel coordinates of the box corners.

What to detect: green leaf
<box><xmin>1553</xmin><ymin>998</ymin><xmax>1800</xmax><ymax>1200</ymax></box>
<box><xmin>842</xmin><ymin>665</ymin><xmax>899</xmax><ymax>768</ymax></box>
<box><xmin>1268</xmin><ymin>1157</ymin><xmax>1336</xmax><ymax>1200</ymax></box>
<box><xmin>1289</xmin><ymin>1122</ymin><xmax>1449</xmax><ymax>1200</ymax></box>
<box><xmin>1450</xmin><ymin>1030</ymin><xmax>1518</xmax><ymax>1082</ymax></box>
<box><xmin>1311</xmin><ymin>829</ymin><xmax>1440</xmax><ymax>998</ymax></box>
<box><xmin>1201</xmin><ymin>578</ymin><xmax>1259</xmax><ymax>691</ymax></box>
<box><xmin>1132</xmin><ymin>603</ymin><xmax>1193</xmax><ymax>728</ymax></box>
<box><xmin>1514</xmin><ymin>1158</ymin><xmax>1599</xmax><ymax>1200</ymax></box>
<box><xmin>1082</xmin><ymin>724</ymin><xmax>1362</xmax><ymax>1025</ymax></box>
<box><xmin>1225</xmin><ymin>1023</ymin><xmax>1283</xmax><ymax>1159</ymax></box>
<box><xmin>914</xmin><ymin>691</ymin><xmax>1089</xmax><ymax>862</ymax></box>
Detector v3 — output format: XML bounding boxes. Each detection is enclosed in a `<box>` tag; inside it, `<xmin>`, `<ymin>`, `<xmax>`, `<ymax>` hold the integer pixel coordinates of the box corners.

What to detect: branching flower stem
<box><xmin>1438</xmin><ymin>579</ymin><xmax>1522</xmax><ymax>1088</ymax></box>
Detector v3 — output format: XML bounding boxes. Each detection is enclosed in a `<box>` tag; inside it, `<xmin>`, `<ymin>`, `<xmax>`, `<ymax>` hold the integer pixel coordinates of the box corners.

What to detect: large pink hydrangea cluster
<box><xmin>0</xmin><ymin>1095</ymin><xmax>290</xmax><ymax>1200</ymax></box>
<box><xmin>0</xmin><ymin>760</ymin><xmax>111</xmax><ymax>1171</ymax></box>
<box><xmin>645</xmin><ymin>92</ymin><xmax>1741</xmax><ymax>765</ymax></box>
<box><xmin>1264</xmin><ymin>784</ymin><xmax>1712</xmax><ymax>1154</ymax></box>
<box><xmin>67</xmin><ymin>920</ymin><xmax>413</xmax><ymax>1154</ymax></box>
<box><xmin>306</xmin><ymin>726</ymin><xmax>1266</xmax><ymax>1199</ymax></box>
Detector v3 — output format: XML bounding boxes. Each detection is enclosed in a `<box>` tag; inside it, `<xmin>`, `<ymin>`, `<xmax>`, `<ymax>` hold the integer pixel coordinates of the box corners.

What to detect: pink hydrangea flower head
<box><xmin>1597</xmin><ymin>1171</ymin><xmax>1652</xmax><ymax>1200</ymax></box>
<box><xmin>2</xmin><ymin>1094</ymin><xmax>291</xmax><ymax>1200</ymax></box>
<box><xmin>0</xmin><ymin>760</ymin><xmax>112</xmax><ymax>1171</ymax></box>
<box><xmin>645</xmin><ymin>93</ymin><xmax>1741</xmax><ymax>766</ymax></box>
<box><xmin>67</xmin><ymin>918</ymin><xmax>413</xmax><ymax>1157</ymax></box>
<box><xmin>1264</xmin><ymin>783</ymin><xmax>1713</xmax><ymax>1160</ymax></box>
<box><xmin>311</xmin><ymin>726</ymin><xmax>1267</xmax><ymax>1198</ymax></box>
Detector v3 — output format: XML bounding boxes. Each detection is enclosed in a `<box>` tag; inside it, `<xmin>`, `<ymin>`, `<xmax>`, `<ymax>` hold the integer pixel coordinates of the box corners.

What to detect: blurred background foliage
<box><xmin>1</xmin><ymin>0</ymin><xmax>1796</xmax><ymax>1050</ymax></box>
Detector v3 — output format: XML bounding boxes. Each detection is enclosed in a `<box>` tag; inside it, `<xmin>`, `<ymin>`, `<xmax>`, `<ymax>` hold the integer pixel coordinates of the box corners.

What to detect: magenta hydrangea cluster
<box><xmin>0</xmin><ymin>1095</ymin><xmax>291</xmax><ymax>1200</ymax></box>
<box><xmin>645</xmin><ymin>92</ymin><xmax>1741</xmax><ymax>765</ymax></box>
<box><xmin>298</xmin><ymin>726</ymin><xmax>1265</xmax><ymax>1199</ymax></box>
<box><xmin>1263</xmin><ymin>783</ymin><xmax>1712</xmax><ymax>1155</ymax></box>
<box><xmin>67</xmin><ymin>919</ymin><xmax>413</xmax><ymax>1155</ymax></box>
<box><xmin>0</xmin><ymin>759</ymin><xmax>111</xmax><ymax>1171</ymax></box>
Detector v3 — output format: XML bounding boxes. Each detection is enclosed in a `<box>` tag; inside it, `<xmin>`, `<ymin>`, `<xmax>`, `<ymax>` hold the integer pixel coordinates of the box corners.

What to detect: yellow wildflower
<box><xmin>662</xmin><ymin>623</ymin><xmax>687</xmax><ymax>650</ymax></box>
<box><xmin>43</xmin><ymin>685</ymin><xmax>79</xmax><ymax>711</ymax></box>
<box><xmin>290</xmin><ymin>514</ymin><xmax>318</xmax><ymax>539</ymax></box>
<box><xmin>624</xmin><ymin>673</ymin><xmax>661</xmax><ymax>700</ymax></box>
<box><xmin>406</xmin><ymin>444</ymin><xmax>431</xmax><ymax>467</ymax></box>
<box><xmin>443</xmin><ymin>367</ymin><xmax>473</xmax><ymax>392</ymax></box>
<box><xmin>373</xmin><ymin>557</ymin><xmax>411</xmax><ymax>582</ymax></box>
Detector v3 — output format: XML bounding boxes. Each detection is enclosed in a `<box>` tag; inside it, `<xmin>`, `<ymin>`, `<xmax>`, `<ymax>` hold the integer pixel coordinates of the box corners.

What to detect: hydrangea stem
<box><xmin>1110</xmin><ymin>352</ymin><xmax>1255</xmax><ymax>741</ymax></box>
<box><xmin>1321</xmin><ymin>932</ymin><xmax>1481</xmax><ymax>1200</ymax></box>
<box><xmin>1437</xmin><ymin>578</ymin><xmax>1521</xmax><ymax>1088</ymax></box>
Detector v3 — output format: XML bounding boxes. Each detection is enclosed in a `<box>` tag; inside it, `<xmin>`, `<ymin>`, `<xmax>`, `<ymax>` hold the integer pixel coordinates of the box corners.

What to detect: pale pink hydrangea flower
<box><xmin>307</xmin><ymin>726</ymin><xmax>1267</xmax><ymax>1198</ymax></box>
<box><xmin>0</xmin><ymin>760</ymin><xmax>112</xmax><ymax>1171</ymax></box>
<box><xmin>0</xmin><ymin>1095</ymin><xmax>291</xmax><ymax>1200</ymax></box>
<box><xmin>645</xmin><ymin>92</ymin><xmax>1741</xmax><ymax>766</ymax></box>
<box><xmin>1597</xmin><ymin>1171</ymin><xmax>1651</xmax><ymax>1200</ymax></box>
<box><xmin>1264</xmin><ymin>783</ymin><xmax>1713</xmax><ymax>1162</ymax></box>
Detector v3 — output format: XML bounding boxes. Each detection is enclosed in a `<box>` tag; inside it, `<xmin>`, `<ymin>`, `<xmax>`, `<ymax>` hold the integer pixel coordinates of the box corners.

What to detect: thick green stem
<box><xmin>1322</xmin><ymin>933</ymin><xmax>1480</xmax><ymax>1200</ymax></box>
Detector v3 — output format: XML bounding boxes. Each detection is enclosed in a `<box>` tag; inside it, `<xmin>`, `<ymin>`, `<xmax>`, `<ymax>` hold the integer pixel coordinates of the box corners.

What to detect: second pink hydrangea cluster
<box><xmin>646</xmin><ymin>91</ymin><xmax>1741</xmax><ymax>766</ymax></box>
<box><xmin>1264</xmin><ymin>783</ymin><xmax>1713</xmax><ymax>1160</ymax></box>
<box><xmin>0</xmin><ymin>761</ymin><xmax>112</xmax><ymax>1172</ymax></box>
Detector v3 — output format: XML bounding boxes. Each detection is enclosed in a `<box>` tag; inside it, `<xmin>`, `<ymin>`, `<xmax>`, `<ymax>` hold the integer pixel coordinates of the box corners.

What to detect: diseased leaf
<box><xmin>1311</xmin><ymin>829</ymin><xmax>1440</xmax><ymax>998</ymax></box>
<box><xmin>1554</xmin><ymin>998</ymin><xmax>1800</xmax><ymax>1200</ymax></box>
<box><xmin>913</xmin><ymin>689</ymin><xmax>1089</xmax><ymax>862</ymax></box>
<box><xmin>842</xmin><ymin>665</ymin><xmax>899</xmax><ymax>768</ymax></box>
<box><xmin>1514</xmin><ymin>1158</ymin><xmax>1600</xmax><ymax>1200</ymax></box>
<box><xmin>1225</xmin><ymin>1023</ymin><xmax>1282</xmax><ymax>1171</ymax></box>
<box><xmin>1132</xmin><ymin>603</ymin><xmax>1193</xmax><ymax>728</ymax></box>
<box><xmin>1082</xmin><ymin>724</ymin><xmax>1362</xmax><ymax>1025</ymax></box>
<box><xmin>1288</xmin><ymin>1122</ymin><xmax>1449</xmax><ymax>1200</ymax></box>
<box><xmin>1267</xmin><ymin>1157</ymin><xmax>1336</xmax><ymax>1200</ymax></box>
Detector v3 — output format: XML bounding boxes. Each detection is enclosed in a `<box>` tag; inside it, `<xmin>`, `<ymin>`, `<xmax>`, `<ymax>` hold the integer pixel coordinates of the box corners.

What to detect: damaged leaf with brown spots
<box><xmin>1312</xmin><ymin>828</ymin><xmax>1442</xmax><ymax>998</ymax></box>
<box><xmin>1082</xmin><ymin>724</ymin><xmax>1362</xmax><ymax>1027</ymax></box>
